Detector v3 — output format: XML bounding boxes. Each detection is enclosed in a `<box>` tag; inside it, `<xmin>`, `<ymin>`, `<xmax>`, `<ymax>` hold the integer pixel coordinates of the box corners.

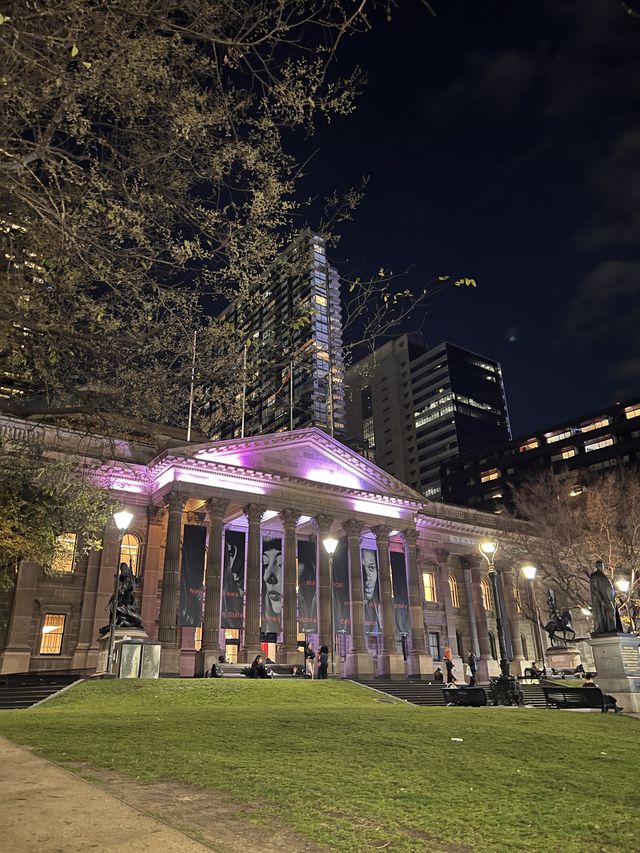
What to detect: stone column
<box><xmin>404</xmin><ymin>528</ymin><xmax>432</xmax><ymax>678</ymax></box>
<box><xmin>314</xmin><ymin>515</ymin><xmax>333</xmax><ymax>650</ymax></box>
<box><xmin>240</xmin><ymin>503</ymin><xmax>264</xmax><ymax>661</ymax></box>
<box><xmin>159</xmin><ymin>491</ymin><xmax>187</xmax><ymax>676</ymax></box>
<box><xmin>500</xmin><ymin>566</ymin><xmax>526</xmax><ymax>676</ymax></box>
<box><xmin>201</xmin><ymin>498</ymin><xmax>229</xmax><ymax>673</ymax></box>
<box><xmin>372</xmin><ymin>525</ymin><xmax>405</xmax><ymax>679</ymax></box>
<box><xmin>140</xmin><ymin>505</ymin><xmax>165</xmax><ymax>641</ymax></box>
<box><xmin>0</xmin><ymin>560</ymin><xmax>39</xmax><ymax>674</ymax></box>
<box><xmin>280</xmin><ymin>509</ymin><xmax>300</xmax><ymax>664</ymax></box>
<box><xmin>471</xmin><ymin>563</ymin><xmax>496</xmax><ymax>681</ymax></box>
<box><xmin>72</xmin><ymin>543</ymin><xmax>102</xmax><ymax>669</ymax></box>
<box><xmin>344</xmin><ymin>519</ymin><xmax>374</xmax><ymax>678</ymax></box>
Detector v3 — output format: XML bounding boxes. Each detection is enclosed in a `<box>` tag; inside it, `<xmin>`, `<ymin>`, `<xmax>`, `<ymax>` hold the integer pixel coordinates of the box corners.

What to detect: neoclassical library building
<box><xmin>0</xmin><ymin>415</ymin><xmax>581</xmax><ymax>681</ymax></box>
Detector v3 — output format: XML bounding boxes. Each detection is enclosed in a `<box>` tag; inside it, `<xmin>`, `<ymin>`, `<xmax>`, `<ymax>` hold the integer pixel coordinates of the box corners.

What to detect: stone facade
<box><xmin>0</xmin><ymin>416</ymin><xmax>542</xmax><ymax>680</ymax></box>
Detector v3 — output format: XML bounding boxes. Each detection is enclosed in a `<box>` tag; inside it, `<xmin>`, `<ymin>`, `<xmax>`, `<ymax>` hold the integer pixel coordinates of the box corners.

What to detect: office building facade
<box><xmin>441</xmin><ymin>400</ymin><xmax>640</xmax><ymax>511</ymax></box>
<box><xmin>345</xmin><ymin>335</ymin><xmax>511</xmax><ymax>500</ymax></box>
<box><xmin>215</xmin><ymin>233</ymin><xmax>345</xmax><ymax>439</ymax></box>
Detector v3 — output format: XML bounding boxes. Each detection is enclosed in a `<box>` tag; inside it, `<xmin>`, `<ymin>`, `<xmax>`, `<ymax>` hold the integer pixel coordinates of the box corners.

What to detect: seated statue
<box><xmin>99</xmin><ymin>562</ymin><xmax>144</xmax><ymax>635</ymax></box>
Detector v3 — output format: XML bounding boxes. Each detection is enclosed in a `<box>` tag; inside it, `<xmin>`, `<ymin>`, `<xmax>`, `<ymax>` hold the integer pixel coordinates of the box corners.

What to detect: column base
<box><xmin>509</xmin><ymin>656</ymin><xmax>527</xmax><ymax>677</ymax></box>
<box><xmin>407</xmin><ymin>651</ymin><xmax>433</xmax><ymax>679</ymax></box>
<box><xmin>0</xmin><ymin>647</ymin><xmax>32</xmax><ymax>675</ymax></box>
<box><xmin>159</xmin><ymin>645</ymin><xmax>181</xmax><ymax>677</ymax></box>
<box><xmin>280</xmin><ymin>648</ymin><xmax>304</xmax><ymax>666</ymax></box>
<box><xmin>345</xmin><ymin>651</ymin><xmax>375</xmax><ymax>679</ymax></box>
<box><xmin>376</xmin><ymin>652</ymin><xmax>406</xmax><ymax>679</ymax></box>
<box><xmin>238</xmin><ymin>646</ymin><xmax>262</xmax><ymax>664</ymax></box>
<box><xmin>202</xmin><ymin>649</ymin><xmax>224</xmax><ymax>675</ymax></box>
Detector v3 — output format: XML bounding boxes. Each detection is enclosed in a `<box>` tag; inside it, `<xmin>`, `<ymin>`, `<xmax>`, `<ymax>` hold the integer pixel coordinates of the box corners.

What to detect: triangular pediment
<box><xmin>171</xmin><ymin>428</ymin><xmax>423</xmax><ymax>503</ymax></box>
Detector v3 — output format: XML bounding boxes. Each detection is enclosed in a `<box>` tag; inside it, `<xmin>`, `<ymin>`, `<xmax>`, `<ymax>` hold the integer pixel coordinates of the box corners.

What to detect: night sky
<box><xmin>304</xmin><ymin>0</ymin><xmax>640</xmax><ymax>437</ymax></box>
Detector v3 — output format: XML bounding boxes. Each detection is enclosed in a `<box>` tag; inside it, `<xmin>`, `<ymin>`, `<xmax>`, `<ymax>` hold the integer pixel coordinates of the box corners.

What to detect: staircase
<box><xmin>356</xmin><ymin>679</ymin><xmax>447</xmax><ymax>706</ymax></box>
<box><xmin>0</xmin><ymin>672</ymin><xmax>85</xmax><ymax>710</ymax></box>
<box><xmin>519</xmin><ymin>683</ymin><xmax>547</xmax><ymax>708</ymax></box>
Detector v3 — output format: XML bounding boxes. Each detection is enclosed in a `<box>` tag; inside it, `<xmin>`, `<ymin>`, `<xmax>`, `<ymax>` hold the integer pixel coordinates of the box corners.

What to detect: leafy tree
<box><xmin>0</xmin><ymin>434</ymin><xmax>115</xmax><ymax>584</ymax></box>
<box><xmin>506</xmin><ymin>469</ymin><xmax>640</xmax><ymax>633</ymax></box>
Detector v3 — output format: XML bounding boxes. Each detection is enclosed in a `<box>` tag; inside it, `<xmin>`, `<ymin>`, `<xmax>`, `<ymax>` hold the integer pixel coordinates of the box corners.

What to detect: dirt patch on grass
<box><xmin>72</xmin><ymin>765</ymin><xmax>329</xmax><ymax>853</ymax></box>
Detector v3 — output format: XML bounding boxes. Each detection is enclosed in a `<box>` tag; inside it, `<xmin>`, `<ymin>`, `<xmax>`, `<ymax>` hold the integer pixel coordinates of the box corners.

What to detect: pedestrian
<box><xmin>467</xmin><ymin>650</ymin><xmax>478</xmax><ymax>678</ymax></box>
<box><xmin>317</xmin><ymin>644</ymin><xmax>329</xmax><ymax>679</ymax></box>
<box><xmin>443</xmin><ymin>646</ymin><xmax>456</xmax><ymax>684</ymax></box>
<box><xmin>305</xmin><ymin>642</ymin><xmax>316</xmax><ymax>679</ymax></box>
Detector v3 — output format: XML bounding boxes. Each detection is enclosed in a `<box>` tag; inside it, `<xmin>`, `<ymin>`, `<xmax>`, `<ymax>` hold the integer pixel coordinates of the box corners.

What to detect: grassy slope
<box><xmin>0</xmin><ymin>679</ymin><xmax>637</xmax><ymax>853</ymax></box>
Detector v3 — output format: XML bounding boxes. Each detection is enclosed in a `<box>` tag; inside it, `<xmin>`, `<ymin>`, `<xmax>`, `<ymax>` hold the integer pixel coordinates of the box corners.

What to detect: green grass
<box><xmin>1</xmin><ymin>679</ymin><xmax>638</xmax><ymax>852</ymax></box>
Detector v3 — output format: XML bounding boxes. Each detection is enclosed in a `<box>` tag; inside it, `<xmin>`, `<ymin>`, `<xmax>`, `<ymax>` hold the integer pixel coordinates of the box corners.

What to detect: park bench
<box><xmin>442</xmin><ymin>686</ymin><xmax>487</xmax><ymax>707</ymax></box>
<box><xmin>541</xmin><ymin>685</ymin><xmax>608</xmax><ymax>712</ymax></box>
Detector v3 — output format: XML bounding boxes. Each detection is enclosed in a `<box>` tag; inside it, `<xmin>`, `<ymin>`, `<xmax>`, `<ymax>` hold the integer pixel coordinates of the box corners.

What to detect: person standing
<box><xmin>443</xmin><ymin>646</ymin><xmax>456</xmax><ymax>684</ymax></box>
<box><xmin>305</xmin><ymin>642</ymin><xmax>316</xmax><ymax>679</ymax></box>
<box><xmin>467</xmin><ymin>650</ymin><xmax>478</xmax><ymax>680</ymax></box>
<box><xmin>317</xmin><ymin>644</ymin><xmax>329</xmax><ymax>679</ymax></box>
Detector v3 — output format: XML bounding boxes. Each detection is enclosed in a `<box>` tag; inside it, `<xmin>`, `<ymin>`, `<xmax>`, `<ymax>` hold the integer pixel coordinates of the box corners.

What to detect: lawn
<box><xmin>0</xmin><ymin>679</ymin><xmax>638</xmax><ymax>852</ymax></box>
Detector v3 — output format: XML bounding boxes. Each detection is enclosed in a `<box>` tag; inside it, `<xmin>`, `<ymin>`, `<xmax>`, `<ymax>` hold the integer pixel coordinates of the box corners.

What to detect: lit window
<box><xmin>580</xmin><ymin>417</ymin><xmax>611</xmax><ymax>433</ymax></box>
<box><xmin>314</xmin><ymin>295</ymin><xmax>327</xmax><ymax>307</ymax></box>
<box><xmin>481</xmin><ymin>577</ymin><xmax>492</xmax><ymax>611</ymax></box>
<box><xmin>51</xmin><ymin>533</ymin><xmax>76</xmax><ymax>573</ymax></box>
<box><xmin>448</xmin><ymin>575</ymin><xmax>460</xmax><ymax>608</ymax></box>
<box><xmin>545</xmin><ymin>429</ymin><xmax>572</xmax><ymax>443</ymax></box>
<box><xmin>518</xmin><ymin>438</ymin><xmax>539</xmax><ymax>453</ymax></box>
<box><xmin>584</xmin><ymin>436</ymin><xmax>615</xmax><ymax>452</ymax></box>
<box><xmin>422</xmin><ymin>571</ymin><xmax>437</xmax><ymax>602</ymax></box>
<box><xmin>480</xmin><ymin>468</ymin><xmax>500</xmax><ymax>483</ymax></box>
<box><xmin>569</xmin><ymin>485</ymin><xmax>584</xmax><ymax>497</ymax></box>
<box><xmin>562</xmin><ymin>447</ymin><xmax>577</xmax><ymax>459</ymax></box>
<box><xmin>624</xmin><ymin>404</ymin><xmax>640</xmax><ymax>420</ymax></box>
<box><xmin>39</xmin><ymin>614</ymin><xmax>65</xmax><ymax>655</ymax></box>
<box><xmin>120</xmin><ymin>533</ymin><xmax>141</xmax><ymax>577</ymax></box>
<box><xmin>316</xmin><ymin>350</ymin><xmax>330</xmax><ymax>361</ymax></box>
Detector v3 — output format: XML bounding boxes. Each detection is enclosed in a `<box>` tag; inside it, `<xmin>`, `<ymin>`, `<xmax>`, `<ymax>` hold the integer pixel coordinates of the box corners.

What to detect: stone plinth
<box><xmin>376</xmin><ymin>652</ymin><xmax>406</xmax><ymax>680</ymax></box>
<box><xmin>407</xmin><ymin>651</ymin><xmax>433</xmax><ymax>680</ymax></box>
<box><xmin>345</xmin><ymin>651</ymin><xmax>375</xmax><ymax>679</ymax></box>
<box><xmin>588</xmin><ymin>634</ymin><xmax>640</xmax><ymax>714</ymax></box>
<box><xmin>95</xmin><ymin>628</ymin><xmax>148</xmax><ymax>677</ymax></box>
<box><xmin>546</xmin><ymin>645</ymin><xmax>581</xmax><ymax>672</ymax></box>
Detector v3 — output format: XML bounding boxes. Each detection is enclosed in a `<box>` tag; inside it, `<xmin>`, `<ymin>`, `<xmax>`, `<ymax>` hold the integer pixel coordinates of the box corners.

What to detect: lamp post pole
<box><xmin>479</xmin><ymin>539</ymin><xmax>523</xmax><ymax>706</ymax></box>
<box><xmin>323</xmin><ymin>537</ymin><xmax>339</xmax><ymax>677</ymax></box>
<box><xmin>522</xmin><ymin>564</ymin><xmax>546</xmax><ymax>669</ymax></box>
<box><xmin>108</xmin><ymin>510</ymin><xmax>134</xmax><ymax>675</ymax></box>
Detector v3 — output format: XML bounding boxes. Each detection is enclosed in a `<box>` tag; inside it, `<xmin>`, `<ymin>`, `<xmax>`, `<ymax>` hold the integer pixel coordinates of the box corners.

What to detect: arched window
<box><xmin>422</xmin><ymin>571</ymin><xmax>437</xmax><ymax>603</ymax></box>
<box><xmin>480</xmin><ymin>577</ymin><xmax>492</xmax><ymax>611</ymax></box>
<box><xmin>521</xmin><ymin>634</ymin><xmax>528</xmax><ymax>660</ymax></box>
<box><xmin>514</xmin><ymin>583</ymin><xmax>523</xmax><ymax>613</ymax></box>
<box><xmin>120</xmin><ymin>533</ymin><xmax>141</xmax><ymax>577</ymax></box>
<box><xmin>456</xmin><ymin>630</ymin><xmax>464</xmax><ymax>657</ymax></box>
<box><xmin>448</xmin><ymin>575</ymin><xmax>460</xmax><ymax>608</ymax></box>
<box><xmin>488</xmin><ymin>631</ymin><xmax>497</xmax><ymax>661</ymax></box>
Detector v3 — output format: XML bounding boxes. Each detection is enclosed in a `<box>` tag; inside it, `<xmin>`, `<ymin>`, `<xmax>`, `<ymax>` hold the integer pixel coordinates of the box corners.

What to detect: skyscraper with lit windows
<box><xmin>345</xmin><ymin>335</ymin><xmax>511</xmax><ymax>499</ymax></box>
<box><xmin>214</xmin><ymin>232</ymin><xmax>345</xmax><ymax>439</ymax></box>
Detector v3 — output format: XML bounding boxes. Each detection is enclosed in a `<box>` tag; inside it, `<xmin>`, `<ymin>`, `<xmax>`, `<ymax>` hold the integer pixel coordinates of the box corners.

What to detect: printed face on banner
<box><xmin>221</xmin><ymin>529</ymin><xmax>246</xmax><ymax>629</ymax></box>
<box><xmin>361</xmin><ymin>547</ymin><xmax>381</xmax><ymax>635</ymax></box>
<box><xmin>262</xmin><ymin>536</ymin><xmax>283</xmax><ymax>631</ymax></box>
<box><xmin>297</xmin><ymin>538</ymin><xmax>317</xmax><ymax>633</ymax></box>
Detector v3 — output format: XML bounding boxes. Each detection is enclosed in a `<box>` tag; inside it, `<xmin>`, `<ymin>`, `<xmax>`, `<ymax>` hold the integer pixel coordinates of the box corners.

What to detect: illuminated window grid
<box><xmin>480</xmin><ymin>468</ymin><xmax>500</xmax><ymax>483</ymax></box>
<box><xmin>584</xmin><ymin>436</ymin><xmax>615</xmax><ymax>453</ymax></box>
<box><xmin>480</xmin><ymin>577</ymin><xmax>492</xmax><ymax>611</ymax></box>
<box><xmin>518</xmin><ymin>438</ymin><xmax>539</xmax><ymax>453</ymax></box>
<box><xmin>580</xmin><ymin>417</ymin><xmax>611</xmax><ymax>433</ymax></box>
<box><xmin>39</xmin><ymin>614</ymin><xmax>65</xmax><ymax>655</ymax></box>
<box><xmin>561</xmin><ymin>447</ymin><xmax>577</xmax><ymax>459</ymax></box>
<box><xmin>448</xmin><ymin>575</ymin><xmax>460</xmax><ymax>608</ymax></box>
<box><xmin>624</xmin><ymin>404</ymin><xmax>640</xmax><ymax>420</ymax></box>
<box><xmin>120</xmin><ymin>533</ymin><xmax>140</xmax><ymax>577</ymax></box>
<box><xmin>422</xmin><ymin>571</ymin><xmax>437</xmax><ymax>602</ymax></box>
<box><xmin>51</xmin><ymin>532</ymin><xmax>76</xmax><ymax>573</ymax></box>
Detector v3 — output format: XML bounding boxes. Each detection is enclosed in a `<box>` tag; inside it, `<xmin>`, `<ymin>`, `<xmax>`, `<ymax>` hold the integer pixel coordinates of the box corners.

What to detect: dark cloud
<box><xmin>564</xmin><ymin>258</ymin><xmax>640</xmax><ymax>339</ymax></box>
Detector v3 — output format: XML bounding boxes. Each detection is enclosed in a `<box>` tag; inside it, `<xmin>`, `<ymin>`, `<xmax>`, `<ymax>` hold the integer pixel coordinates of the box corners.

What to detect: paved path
<box><xmin>0</xmin><ymin>738</ymin><xmax>212</xmax><ymax>853</ymax></box>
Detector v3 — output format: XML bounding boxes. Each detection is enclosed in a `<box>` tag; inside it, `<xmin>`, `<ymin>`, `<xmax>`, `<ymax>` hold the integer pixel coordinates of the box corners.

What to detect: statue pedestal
<box><xmin>95</xmin><ymin>628</ymin><xmax>149</xmax><ymax>676</ymax></box>
<box><xmin>588</xmin><ymin>634</ymin><xmax>640</xmax><ymax>713</ymax></box>
<box><xmin>545</xmin><ymin>645</ymin><xmax>581</xmax><ymax>672</ymax></box>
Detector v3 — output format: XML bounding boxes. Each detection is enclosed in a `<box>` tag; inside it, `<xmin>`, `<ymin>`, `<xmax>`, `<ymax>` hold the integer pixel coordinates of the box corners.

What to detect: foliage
<box><xmin>0</xmin><ymin>435</ymin><xmax>114</xmax><ymax>580</ymax></box>
<box><xmin>0</xmin><ymin>679</ymin><xmax>637</xmax><ymax>852</ymax></box>
<box><xmin>507</xmin><ymin>469</ymin><xmax>640</xmax><ymax>631</ymax></box>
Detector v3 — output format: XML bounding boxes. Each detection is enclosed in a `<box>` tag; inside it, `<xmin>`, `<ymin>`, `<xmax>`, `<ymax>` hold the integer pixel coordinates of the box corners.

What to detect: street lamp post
<box><xmin>108</xmin><ymin>510</ymin><xmax>134</xmax><ymax>675</ymax></box>
<box><xmin>616</xmin><ymin>578</ymin><xmax>630</xmax><ymax>632</ymax></box>
<box><xmin>521</xmin><ymin>563</ymin><xmax>546</xmax><ymax>670</ymax></box>
<box><xmin>323</xmin><ymin>537</ymin><xmax>339</xmax><ymax>676</ymax></box>
<box><xmin>479</xmin><ymin>539</ymin><xmax>523</xmax><ymax>706</ymax></box>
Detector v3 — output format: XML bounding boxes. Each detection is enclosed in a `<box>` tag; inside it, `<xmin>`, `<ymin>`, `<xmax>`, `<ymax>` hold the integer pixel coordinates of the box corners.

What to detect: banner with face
<box><xmin>261</xmin><ymin>535</ymin><xmax>283</xmax><ymax>634</ymax></box>
<box><xmin>297</xmin><ymin>538</ymin><xmax>317</xmax><ymax>633</ymax></box>
<box><xmin>221</xmin><ymin>528</ymin><xmax>246</xmax><ymax>629</ymax></box>
<box><xmin>361</xmin><ymin>547</ymin><xmax>382</xmax><ymax>635</ymax></box>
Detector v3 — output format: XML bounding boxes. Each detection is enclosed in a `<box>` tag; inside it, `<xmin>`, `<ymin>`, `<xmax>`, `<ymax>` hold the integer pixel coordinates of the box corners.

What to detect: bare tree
<box><xmin>506</xmin><ymin>469</ymin><xmax>640</xmax><ymax>632</ymax></box>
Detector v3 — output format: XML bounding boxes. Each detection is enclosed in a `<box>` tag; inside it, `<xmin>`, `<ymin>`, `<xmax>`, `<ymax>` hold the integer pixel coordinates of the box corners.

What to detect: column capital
<box><xmin>342</xmin><ymin>518</ymin><xmax>363</xmax><ymax>539</ymax></box>
<box><xmin>371</xmin><ymin>524</ymin><xmax>393</xmax><ymax>543</ymax></box>
<box><xmin>313</xmin><ymin>513</ymin><xmax>334</xmax><ymax>534</ymax></box>
<box><xmin>206</xmin><ymin>497</ymin><xmax>229</xmax><ymax>521</ymax></box>
<box><xmin>186</xmin><ymin>510</ymin><xmax>206</xmax><ymax>525</ymax></box>
<box><xmin>402</xmin><ymin>527</ymin><xmax>418</xmax><ymax>547</ymax></box>
<box><xmin>279</xmin><ymin>509</ymin><xmax>299</xmax><ymax>529</ymax></box>
<box><xmin>147</xmin><ymin>505</ymin><xmax>166</xmax><ymax>526</ymax></box>
<box><xmin>243</xmin><ymin>503</ymin><xmax>265</xmax><ymax>524</ymax></box>
<box><xmin>166</xmin><ymin>491</ymin><xmax>188</xmax><ymax>514</ymax></box>
<box><xmin>434</xmin><ymin>546</ymin><xmax>450</xmax><ymax>566</ymax></box>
